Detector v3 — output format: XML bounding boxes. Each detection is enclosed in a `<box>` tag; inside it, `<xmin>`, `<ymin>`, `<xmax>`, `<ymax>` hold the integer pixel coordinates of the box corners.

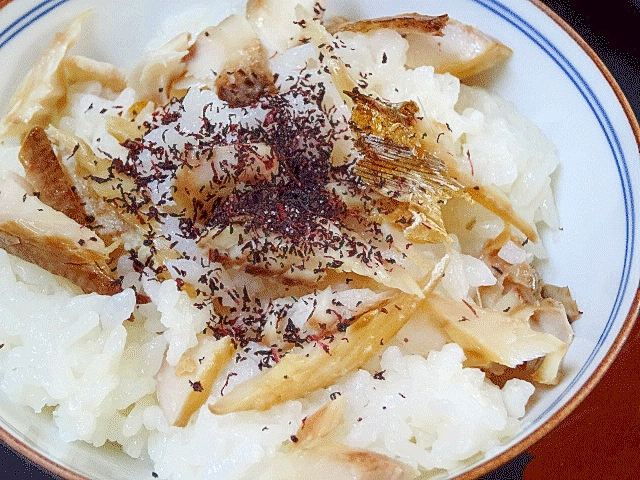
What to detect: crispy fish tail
<box><xmin>348</xmin><ymin>91</ymin><xmax>538</xmax><ymax>242</ymax></box>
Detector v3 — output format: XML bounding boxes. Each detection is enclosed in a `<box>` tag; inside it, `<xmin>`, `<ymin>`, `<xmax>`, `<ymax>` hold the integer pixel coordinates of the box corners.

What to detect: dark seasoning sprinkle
<box><xmin>91</xmin><ymin>42</ymin><xmax>404</xmax><ymax>356</ymax></box>
<box><xmin>189</xmin><ymin>380</ymin><xmax>204</xmax><ymax>392</ymax></box>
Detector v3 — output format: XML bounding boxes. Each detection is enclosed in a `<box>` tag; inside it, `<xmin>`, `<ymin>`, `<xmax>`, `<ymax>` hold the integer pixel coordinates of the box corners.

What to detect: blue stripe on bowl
<box><xmin>474</xmin><ymin>0</ymin><xmax>636</xmax><ymax>428</ymax></box>
<box><xmin>0</xmin><ymin>0</ymin><xmax>636</xmax><ymax>449</ymax></box>
<box><xmin>0</xmin><ymin>0</ymin><xmax>70</xmax><ymax>49</ymax></box>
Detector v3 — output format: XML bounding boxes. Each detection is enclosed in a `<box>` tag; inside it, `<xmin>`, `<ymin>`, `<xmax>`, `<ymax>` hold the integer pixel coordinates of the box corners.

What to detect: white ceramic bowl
<box><xmin>0</xmin><ymin>0</ymin><xmax>638</xmax><ymax>479</ymax></box>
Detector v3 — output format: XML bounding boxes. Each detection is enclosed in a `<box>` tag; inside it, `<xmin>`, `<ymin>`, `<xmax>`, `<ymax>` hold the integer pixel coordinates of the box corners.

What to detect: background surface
<box><xmin>0</xmin><ymin>0</ymin><xmax>639</xmax><ymax>478</ymax></box>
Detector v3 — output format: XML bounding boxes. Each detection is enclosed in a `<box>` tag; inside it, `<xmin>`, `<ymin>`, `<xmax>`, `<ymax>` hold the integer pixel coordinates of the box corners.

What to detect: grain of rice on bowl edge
<box><xmin>0</xmin><ymin>0</ymin><xmax>581</xmax><ymax>478</ymax></box>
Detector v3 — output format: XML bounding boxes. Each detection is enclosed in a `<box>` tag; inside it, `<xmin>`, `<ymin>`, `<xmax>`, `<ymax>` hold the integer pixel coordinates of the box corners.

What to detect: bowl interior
<box><xmin>0</xmin><ymin>0</ymin><xmax>639</xmax><ymax>478</ymax></box>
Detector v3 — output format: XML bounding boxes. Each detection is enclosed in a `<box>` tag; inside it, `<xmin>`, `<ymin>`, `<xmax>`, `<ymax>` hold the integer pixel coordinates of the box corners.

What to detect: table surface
<box><xmin>1</xmin><ymin>0</ymin><xmax>639</xmax><ymax>479</ymax></box>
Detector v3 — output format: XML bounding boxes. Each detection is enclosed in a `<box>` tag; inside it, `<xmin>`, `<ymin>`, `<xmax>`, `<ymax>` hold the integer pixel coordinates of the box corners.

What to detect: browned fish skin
<box><xmin>0</xmin><ymin>220</ymin><xmax>121</xmax><ymax>296</ymax></box>
<box><xmin>0</xmin><ymin>174</ymin><xmax>122</xmax><ymax>296</ymax></box>
<box><xmin>212</xmin><ymin>24</ymin><xmax>277</xmax><ymax>108</ymax></box>
<box><xmin>541</xmin><ymin>284</ymin><xmax>582</xmax><ymax>322</ymax></box>
<box><xmin>348</xmin><ymin>91</ymin><xmax>538</xmax><ymax>242</ymax></box>
<box><xmin>19</xmin><ymin>126</ymin><xmax>88</xmax><ymax>225</ymax></box>
<box><xmin>327</xmin><ymin>13</ymin><xmax>449</xmax><ymax>36</ymax></box>
<box><xmin>216</xmin><ymin>68</ymin><xmax>277</xmax><ymax>108</ymax></box>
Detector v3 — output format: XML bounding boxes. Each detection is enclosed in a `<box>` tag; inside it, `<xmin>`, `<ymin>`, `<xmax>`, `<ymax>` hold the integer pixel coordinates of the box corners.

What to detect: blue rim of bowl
<box><xmin>456</xmin><ymin>0</ymin><xmax>640</xmax><ymax>477</ymax></box>
<box><xmin>475</xmin><ymin>0</ymin><xmax>636</xmax><ymax>424</ymax></box>
<box><xmin>0</xmin><ymin>0</ymin><xmax>70</xmax><ymax>49</ymax></box>
<box><xmin>0</xmin><ymin>0</ymin><xmax>639</xmax><ymax>479</ymax></box>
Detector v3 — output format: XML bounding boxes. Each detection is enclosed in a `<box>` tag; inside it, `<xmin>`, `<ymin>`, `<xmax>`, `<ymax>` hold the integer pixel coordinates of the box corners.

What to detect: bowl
<box><xmin>0</xmin><ymin>0</ymin><xmax>638</xmax><ymax>479</ymax></box>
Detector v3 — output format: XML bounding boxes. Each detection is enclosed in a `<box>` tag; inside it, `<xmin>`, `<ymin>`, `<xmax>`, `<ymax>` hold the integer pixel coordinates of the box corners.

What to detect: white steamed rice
<box><xmin>0</xmin><ymin>3</ymin><xmax>564</xmax><ymax>479</ymax></box>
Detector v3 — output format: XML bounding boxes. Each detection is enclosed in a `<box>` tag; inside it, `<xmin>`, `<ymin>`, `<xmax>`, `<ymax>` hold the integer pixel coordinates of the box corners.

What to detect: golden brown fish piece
<box><xmin>328</xmin><ymin>13</ymin><xmax>513</xmax><ymax>79</ymax></box>
<box><xmin>247</xmin><ymin>0</ymin><xmax>327</xmax><ymax>57</ymax></box>
<box><xmin>62</xmin><ymin>55</ymin><xmax>127</xmax><ymax>93</ymax></box>
<box><xmin>291</xmin><ymin>398</ymin><xmax>346</xmax><ymax>449</ymax></box>
<box><xmin>127</xmin><ymin>32</ymin><xmax>191</xmax><ymax>106</ymax></box>
<box><xmin>216</xmin><ymin>68</ymin><xmax>277</xmax><ymax>108</ymax></box>
<box><xmin>19</xmin><ymin>126</ymin><xmax>88</xmax><ymax>225</ymax></box>
<box><xmin>262</xmin><ymin>398</ymin><xmax>418</xmax><ymax>479</ymax></box>
<box><xmin>478</xmin><ymin>228</ymin><xmax>541</xmax><ymax>311</ymax></box>
<box><xmin>207</xmin><ymin>255</ymin><xmax>450</xmax><ymax>414</ymax></box>
<box><xmin>347</xmin><ymin>91</ymin><xmax>538</xmax><ymax>243</ymax></box>
<box><xmin>292</xmin><ymin>12</ymin><xmax>535</xmax><ymax>242</ymax></box>
<box><xmin>422</xmin><ymin>293</ymin><xmax>569</xmax><ymax>384</ymax></box>
<box><xmin>292</xmin><ymin>6</ymin><xmax>360</xmax><ymax>101</ymax></box>
<box><xmin>270</xmin><ymin>443</ymin><xmax>418</xmax><ymax>480</ymax></box>
<box><xmin>156</xmin><ymin>335</ymin><xmax>235</xmax><ymax>427</ymax></box>
<box><xmin>541</xmin><ymin>284</ymin><xmax>582</xmax><ymax>322</ymax></box>
<box><xmin>46</xmin><ymin>125</ymin><xmax>143</xmax><ymax>234</ymax></box>
<box><xmin>0</xmin><ymin>15</ymin><xmax>85</xmax><ymax>140</ymax></box>
<box><xmin>328</xmin><ymin>13</ymin><xmax>448</xmax><ymax>36</ymax></box>
<box><xmin>178</xmin><ymin>14</ymin><xmax>276</xmax><ymax>106</ymax></box>
<box><xmin>348</xmin><ymin>92</ymin><xmax>462</xmax><ymax>240</ymax></box>
<box><xmin>209</xmin><ymin>291</ymin><xmax>420</xmax><ymax>414</ymax></box>
<box><xmin>0</xmin><ymin>174</ymin><xmax>120</xmax><ymax>295</ymax></box>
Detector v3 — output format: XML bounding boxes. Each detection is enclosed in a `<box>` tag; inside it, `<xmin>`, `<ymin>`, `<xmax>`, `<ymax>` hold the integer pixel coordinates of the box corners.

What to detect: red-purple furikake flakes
<box><xmin>106</xmin><ymin>72</ymin><xmax>397</xmax><ymax>349</ymax></box>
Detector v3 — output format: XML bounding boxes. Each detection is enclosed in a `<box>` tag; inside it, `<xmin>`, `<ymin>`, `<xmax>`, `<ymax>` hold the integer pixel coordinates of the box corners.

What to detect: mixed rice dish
<box><xmin>0</xmin><ymin>0</ymin><xmax>580</xmax><ymax>478</ymax></box>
